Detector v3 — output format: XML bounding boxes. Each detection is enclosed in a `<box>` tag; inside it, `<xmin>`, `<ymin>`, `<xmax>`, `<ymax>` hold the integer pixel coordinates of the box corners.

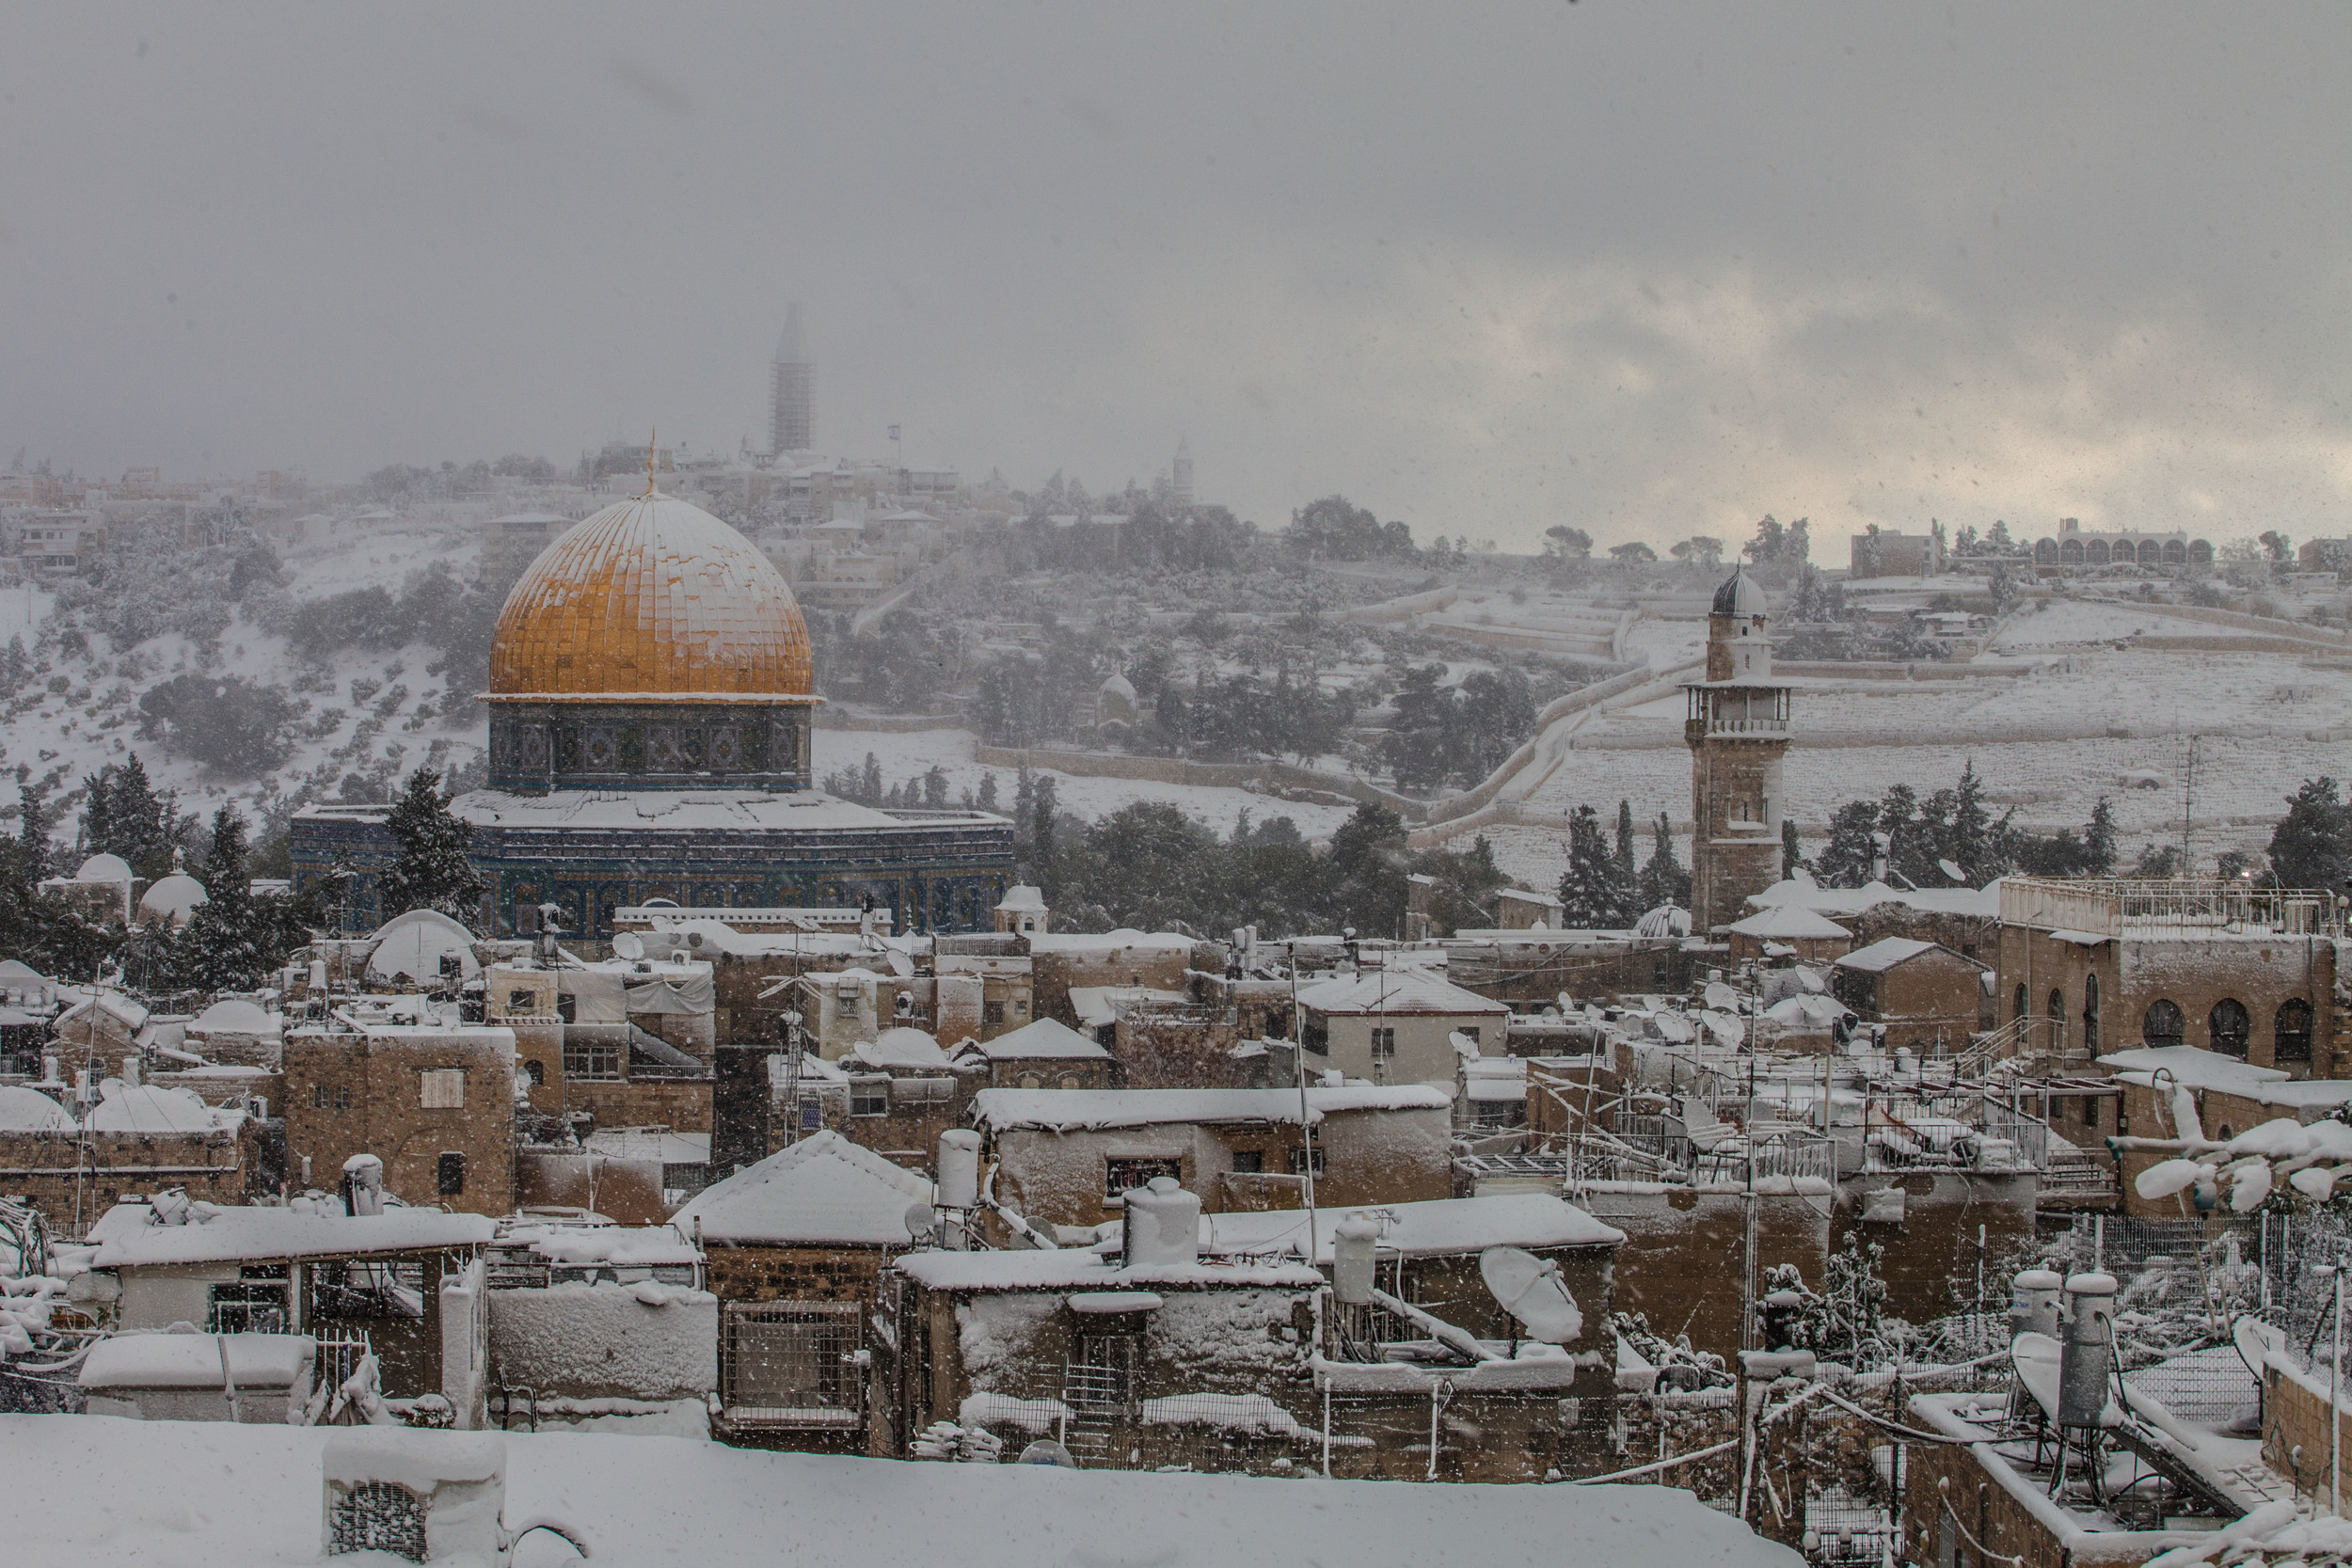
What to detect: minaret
<box><xmin>1684</xmin><ymin>565</ymin><xmax>1793</xmax><ymax>934</ymax></box>
<box><xmin>1170</xmin><ymin>435</ymin><xmax>1194</xmax><ymax>508</ymax></box>
<box><xmin>770</xmin><ymin>303</ymin><xmax>813</xmax><ymax>455</ymax></box>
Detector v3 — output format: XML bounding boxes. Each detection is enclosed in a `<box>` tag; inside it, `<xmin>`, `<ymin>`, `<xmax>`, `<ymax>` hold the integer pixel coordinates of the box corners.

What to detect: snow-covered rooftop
<box><xmin>1202</xmin><ymin>1194</ymin><xmax>1624</xmax><ymax>1260</ymax></box>
<box><xmin>972</xmin><ymin>1085</ymin><xmax>1452</xmax><ymax>1132</ymax></box>
<box><xmin>1294</xmin><ymin>967</ymin><xmax>1510</xmax><ymax>1017</ymax></box>
<box><xmin>1834</xmin><ymin>936</ymin><xmax>1941</xmax><ymax>973</ymax></box>
<box><xmin>895</xmin><ymin>1246</ymin><xmax>1324</xmax><ymax>1293</ymax></box>
<box><xmin>87</xmin><ymin>1202</ymin><xmax>496</xmax><ymax>1268</ymax></box>
<box><xmin>669</xmin><ymin>1129</ymin><xmax>933</xmax><ymax>1245</ymax></box>
<box><xmin>1724</xmin><ymin>906</ymin><xmax>1851</xmax><ymax>940</ymax></box>
<box><xmin>2097</xmin><ymin>1045</ymin><xmax>2292</xmax><ymax>1093</ymax></box>
<box><xmin>1</xmin><ymin>1410</ymin><xmax>1804</xmax><ymax>1567</ymax></box>
<box><xmin>961</xmin><ymin>1016</ymin><xmax>1113</xmax><ymax>1061</ymax></box>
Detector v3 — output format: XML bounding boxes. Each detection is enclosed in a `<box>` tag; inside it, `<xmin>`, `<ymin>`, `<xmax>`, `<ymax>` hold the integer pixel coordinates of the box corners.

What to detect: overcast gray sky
<box><xmin>3</xmin><ymin>4</ymin><xmax>2347</xmax><ymax>555</ymax></box>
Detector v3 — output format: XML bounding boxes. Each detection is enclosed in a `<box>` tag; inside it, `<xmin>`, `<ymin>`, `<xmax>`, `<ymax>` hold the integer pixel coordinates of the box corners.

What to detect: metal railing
<box><xmin>2002</xmin><ymin>877</ymin><xmax>2344</xmax><ymax>940</ymax></box>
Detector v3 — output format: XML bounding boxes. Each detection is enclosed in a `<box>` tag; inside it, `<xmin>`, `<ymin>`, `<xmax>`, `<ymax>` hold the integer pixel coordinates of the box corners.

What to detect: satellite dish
<box><xmin>612</xmin><ymin>933</ymin><xmax>645</xmax><ymax>961</ymax></box>
<box><xmin>1937</xmin><ymin>859</ymin><xmax>1966</xmax><ymax>885</ymax></box>
<box><xmin>1016</xmin><ymin>1440</ymin><xmax>1077</xmax><ymax>1467</ymax></box>
<box><xmin>904</xmin><ymin>1201</ymin><xmax>938</xmax><ymax>1243</ymax></box>
<box><xmin>1480</xmin><ymin>1246</ymin><xmax>1583</xmax><ymax>1345</ymax></box>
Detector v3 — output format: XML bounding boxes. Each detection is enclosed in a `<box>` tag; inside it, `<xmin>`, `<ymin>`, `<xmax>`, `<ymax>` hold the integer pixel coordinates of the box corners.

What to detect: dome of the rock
<box><xmin>490</xmin><ymin>491</ymin><xmax>812</xmax><ymax>699</ymax></box>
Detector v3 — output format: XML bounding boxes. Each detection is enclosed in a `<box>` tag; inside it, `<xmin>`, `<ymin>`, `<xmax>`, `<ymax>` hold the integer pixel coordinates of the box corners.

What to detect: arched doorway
<box><xmin>2082</xmin><ymin>973</ymin><xmax>2101</xmax><ymax>1055</ymax></box>
<box><xmin>2047</xmin><ymin>988</ymin><xmax>2067</xmax><ymax>1053</ymax></box>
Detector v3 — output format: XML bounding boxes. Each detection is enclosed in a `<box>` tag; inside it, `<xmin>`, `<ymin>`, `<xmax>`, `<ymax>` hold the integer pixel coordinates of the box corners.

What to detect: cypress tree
<box><xmin>1557</xmin><ymin>806</ymin><xmax>1620</xmax><ymax>927</ymax></box>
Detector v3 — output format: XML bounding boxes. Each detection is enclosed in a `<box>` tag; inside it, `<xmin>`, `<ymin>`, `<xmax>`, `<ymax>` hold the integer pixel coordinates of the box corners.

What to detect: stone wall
<box><xmin>0</xmin><ymin>1125</ymin><xmax>257</xmax><ymax>1238</ymax></box>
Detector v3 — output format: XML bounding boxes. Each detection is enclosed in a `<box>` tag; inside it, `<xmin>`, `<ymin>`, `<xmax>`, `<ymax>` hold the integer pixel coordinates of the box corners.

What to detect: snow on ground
<box><xmin>812</xmin><ymin>727</ymin><xmax>1363</xmax><ymax>839</ymax></box>
<box><xmin>2</xmin><ymin>1414</ymin><xmax>1797</xmax><ymax>1568</ymax></box>
<box><xmin>1991</xmin><ymin>598</ymin><xmax>2293</xmax><ymax>650</ymax></box>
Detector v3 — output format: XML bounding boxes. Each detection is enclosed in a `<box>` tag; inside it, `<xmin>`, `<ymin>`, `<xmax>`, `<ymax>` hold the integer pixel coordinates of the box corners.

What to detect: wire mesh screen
<box><xmin>327</xmin><ymin>1481</ymin><xmax>426</xmax><ymax>1561</ymax></box>
<box><xmin>722</xmin><ymin>1301</ymin><xmax>863</xmax><ymax>1429</ymax></box>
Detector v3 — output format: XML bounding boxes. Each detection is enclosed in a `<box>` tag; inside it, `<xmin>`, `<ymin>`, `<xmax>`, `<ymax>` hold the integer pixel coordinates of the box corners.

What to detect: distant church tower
<box><xmin>770</xmin><ymin>303</ymin><xmax>814</xmax><ymax>455</ymax></box>
<box><xmin>1684</xmin><ymin>566</ymin><xmax>1792</xmax><ymax>934</ymax></box>
<box><xmin>1170</xmin><ymin>436</ymin><xmax>1194</xmax><ymax>508</ymax></box>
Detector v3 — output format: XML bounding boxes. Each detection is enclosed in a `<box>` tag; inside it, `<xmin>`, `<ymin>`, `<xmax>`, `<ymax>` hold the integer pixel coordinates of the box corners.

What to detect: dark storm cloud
<box><xmin>0</xmin><ymin>3</ymin><xmax>2345</xmax><ymax>553</ymax></box>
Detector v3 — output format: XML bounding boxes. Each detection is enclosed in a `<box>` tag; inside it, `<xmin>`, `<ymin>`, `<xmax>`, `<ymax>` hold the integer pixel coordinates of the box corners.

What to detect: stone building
<box><xmin>281</xmin><ymin>1005</ymin><xmax>517</xmax><ymax>1216</ymax></box>
<box><xmin>876</xmin><ymin>1207</ymin><xmax>1327</xmax><ymax>1469</ymax></box>
<box><xmin>1829</xmin><ymin>937</ymin><xmax>1987</xmax><ymax>1053</ymax></box>
<box><xmin>1724</xmin><ymin>905</ymin><xmax>1852</xmax><ymax>965</ymax></box>
<box><xmin>1994</xmin><ymin>877</ymin><xmax>2340</xmax><ymax>1074</ymax></box>
<box><xmin>1847</xmin><ymin>526</ymin><xmax>1943</xmax><ymax>578</ymax></box>
<box><xmin>1293</xmin><ymin>967</ymin><xmax>1509</xmax><ymax>1087</ymax></box>
<box><xmin>0</xmin><ymin>1081</ymin><xmax>259</xmax><ymax>1236</ymax></box>
<box><xmin>1685</xmin><ymin>567</ymin><xmax>1793</xmax><ymax>934</ymax></box>
<box><xmin>970</xmin><ymin>1085</ymin><xmax>1454</xmax><ymax>1232</ymax></box>
<box><xmin>78</xmin><ymin>1197</ymin><xmax>495</xmax><ymax>1403</ymax></box>
<box><xmin>670</xmin><ymin>1130</ymin><xmax>935</xmax><ymax>1447</ymax></box>
<box><xmin>291</xmin><ymin>489</ymin><xmax>1013</xmax><ymax>936</ymax></box>
<box><xmin>2029</xmin><ymin>516</ymin><xmax>2214</xmax><ymax>572</ymax></box>
<box><xmin>485</xmin><ymin>955</ymin><xmax>716</xmax><ymax>1136</ymax></box>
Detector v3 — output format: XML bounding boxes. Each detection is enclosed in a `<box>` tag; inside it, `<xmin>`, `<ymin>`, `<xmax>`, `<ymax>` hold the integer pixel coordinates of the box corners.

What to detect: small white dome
<box><xmin>190</xmin><ymin>998</ymin><xmax>275</xmax><ymax>1037</ymax></box>
<box><xmin>74</xmin><ymin>853</ymin><xmax>135</xmax><ymax>884</ymax></box>
<box><xmin>1100</xmin><ymin>673</ymin><xmax>1136</xmax><ymax>702</ymax></box>
<box><xmin>859</xmin><ymin>1026</ymin><xmax>953</xmax><ymax>1068</ymax></box>
<box><xmin>137</xmin><ymin>874</ymin><xmax>209</xmax><ymax>926</ymax></box>
<box><xmin>87</xmin><ymin>1081</ymin><xmax>223</xmax><ymax>1133</ymax></box>
<box><xmin>0</xmin><ymin>1085</ymin><xmax>69</xmax><ymax>1132</ymax></box>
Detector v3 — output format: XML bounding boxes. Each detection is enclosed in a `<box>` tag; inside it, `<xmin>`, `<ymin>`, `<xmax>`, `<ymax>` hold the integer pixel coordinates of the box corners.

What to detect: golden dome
<box><xmin>488</xmin><ymin>492</ymin><xmax>813</xmax><ymax>700</ymax></box>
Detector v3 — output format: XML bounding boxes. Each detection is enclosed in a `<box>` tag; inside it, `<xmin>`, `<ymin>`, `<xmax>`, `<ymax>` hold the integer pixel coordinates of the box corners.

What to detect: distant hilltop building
<box><xmin>771</xmin><ymin>302</ymin><xmax>814</xmax><ymax>456</ymax></box>
<box><xmin>2031</xmin><ymin>518</ymin><xmax>2211</xmax><ymax>572</ymax></box>
<box><xmin>292</xmin><ymin>485</ymin><xmax>1011</xmax><ymax>935</ymax></box>
<box><xmin>1171</xmin><ymin>436</ymin><xmax>1193</xmax><ymax>507</ymax></box>
<box><xmin>1849</xmin><ymin>526</ymin><xmax>1944</xmax><ymax>579</ymax></box>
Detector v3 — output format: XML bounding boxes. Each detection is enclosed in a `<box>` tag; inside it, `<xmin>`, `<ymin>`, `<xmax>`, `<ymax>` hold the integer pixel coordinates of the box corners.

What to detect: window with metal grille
<box><xmin>1286</xmin><ymin>1146</ymin><xmax>1327</xmax><ymax>1177</ymax></box>
<box><xmin>312</xmin><ymin>1084</ymin><xmax>329</xmax><ymax>1109</ymax></box>
<box><xmin>419</xmin><ymin>1069</ymin><xmax>465</xmax><ymax>1108</ymax></box>
<box><xmin>850</xmin><ymin>1081</ymin><xmax>889</xmax><ymax>1117</ymax></box>
<box><xmin>564</xmin><ymin>1038</ymin><xmax>623</xmax><ymax>1081</ymax></box>
<box><xmin>1370</xmin><ymin>1026</ymin><xmax>1396</xmax><ymax>1058</ymax></box>
<box><xmin>508</xmin><ymin>990</ymin><xmax>537</xmax><ymax>1015</ymax></box>
<box><xmin>334</xmin><ymin>1085</ymin><xmax>352</xmax><ymax>1110</ymax></box>
<box><xmin>1105</xmin><ymin>1156</ymin><xmax>1183</xmax><ymax>1196</ymax></box>
<box><xmin>1230</xmin><ymin>1150</ymin><xmax>1264</xmax><ymax>1174</ymax></box>
<box><xmin>1069</xmin><ymin>1332</ymin><xmax>1143</xmax><ymax>1412</ymax></box>
<box><xmin>437</xmin><ymin>1152</ymin><xmax>466</xmax><ymax>1196</ymax></box>
<box><xmin>722</xmin><ymin>1301</ymin><xmax>864</xmax><ymax>1428</ymax></box>
<box><xmin>328</xmin><ymin>1481</ymin><xmax>425</xmax><ymax>1560</ymax></box>
<box><xmin>983</xmin><ymin>1000</ymin><xmax>1005</xmax><ymax>1024</ymax></box>
<box><xmin>209</xmin><ymin>1278</ymin><xmax>289</xmax><ymax>1334</ymax></box>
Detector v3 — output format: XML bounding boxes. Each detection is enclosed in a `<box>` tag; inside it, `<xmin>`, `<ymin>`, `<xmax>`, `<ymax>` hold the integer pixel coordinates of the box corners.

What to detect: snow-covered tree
<box><xmin>376</xmin><ymin>768</ymin><xmax>485</xmax><ymax>927</ymax></box>
<box><xmin>1558</xmin><ymin>806</ymin><xmax>1623</xmax><ymax>927</ymax></box>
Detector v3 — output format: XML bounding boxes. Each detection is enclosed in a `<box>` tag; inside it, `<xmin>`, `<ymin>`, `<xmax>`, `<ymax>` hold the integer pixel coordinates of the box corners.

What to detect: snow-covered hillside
<box><xmin>1</xmin><ymin>516</ymin><xmax>488</xmax><ymax>859</ymax></box>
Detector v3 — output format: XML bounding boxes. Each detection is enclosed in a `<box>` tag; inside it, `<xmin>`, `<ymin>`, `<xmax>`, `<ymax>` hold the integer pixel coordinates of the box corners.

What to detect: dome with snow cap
<box><xmin>137</xmin><ymin>872</ymin><xmax>209</xmax><ymax>927</ymax></box>
<box><xmin>489</xmin><ymin>490</ymin><xmax>812</xmax><ymax>701</ymax></box>
<box><xmin>0</xmin><ymin>1085</ymin><xmax>69</xmax><ymax>1132</ymax></box>
<box><xmin>1710</xmin><ymin>566</ymin><xmax>1769</xmax><ymax>619</ymax></box>
<box><xmin>74</xmin><ymin>853</ymin><xmax>135</xmax><ymax>884</ymax></box>
<box><xmin>189</xmin><ymin>998</ymin><xmax>277</xmax><ymax>1037</ymax></box>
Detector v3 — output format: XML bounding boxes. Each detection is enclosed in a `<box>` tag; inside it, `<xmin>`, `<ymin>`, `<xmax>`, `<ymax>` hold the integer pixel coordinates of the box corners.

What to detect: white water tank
<box><xmin>2057</xmin><ymin>1271</ymin><xmax>2118</xmax><ymax>1428</ymax></box>
<box><xmin>2009</xmin><ymin>1268</ymin><xmax>2063</xmax><ymax>1341</ymax></box>
<box><xmin>1121</xmin><ymin>1177</ymin><xmax>1202</xmax><ymax>1268</ymax></box>
<box><xmin>1333</xmin><ymin>1212</ymin><xmax>1382</xmax><ymax>1305</ymax></box>
<box><xmin>937</xmin><ymin>1130</ymin><xmax>981</xmax><ymax>1210</ymax></box>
